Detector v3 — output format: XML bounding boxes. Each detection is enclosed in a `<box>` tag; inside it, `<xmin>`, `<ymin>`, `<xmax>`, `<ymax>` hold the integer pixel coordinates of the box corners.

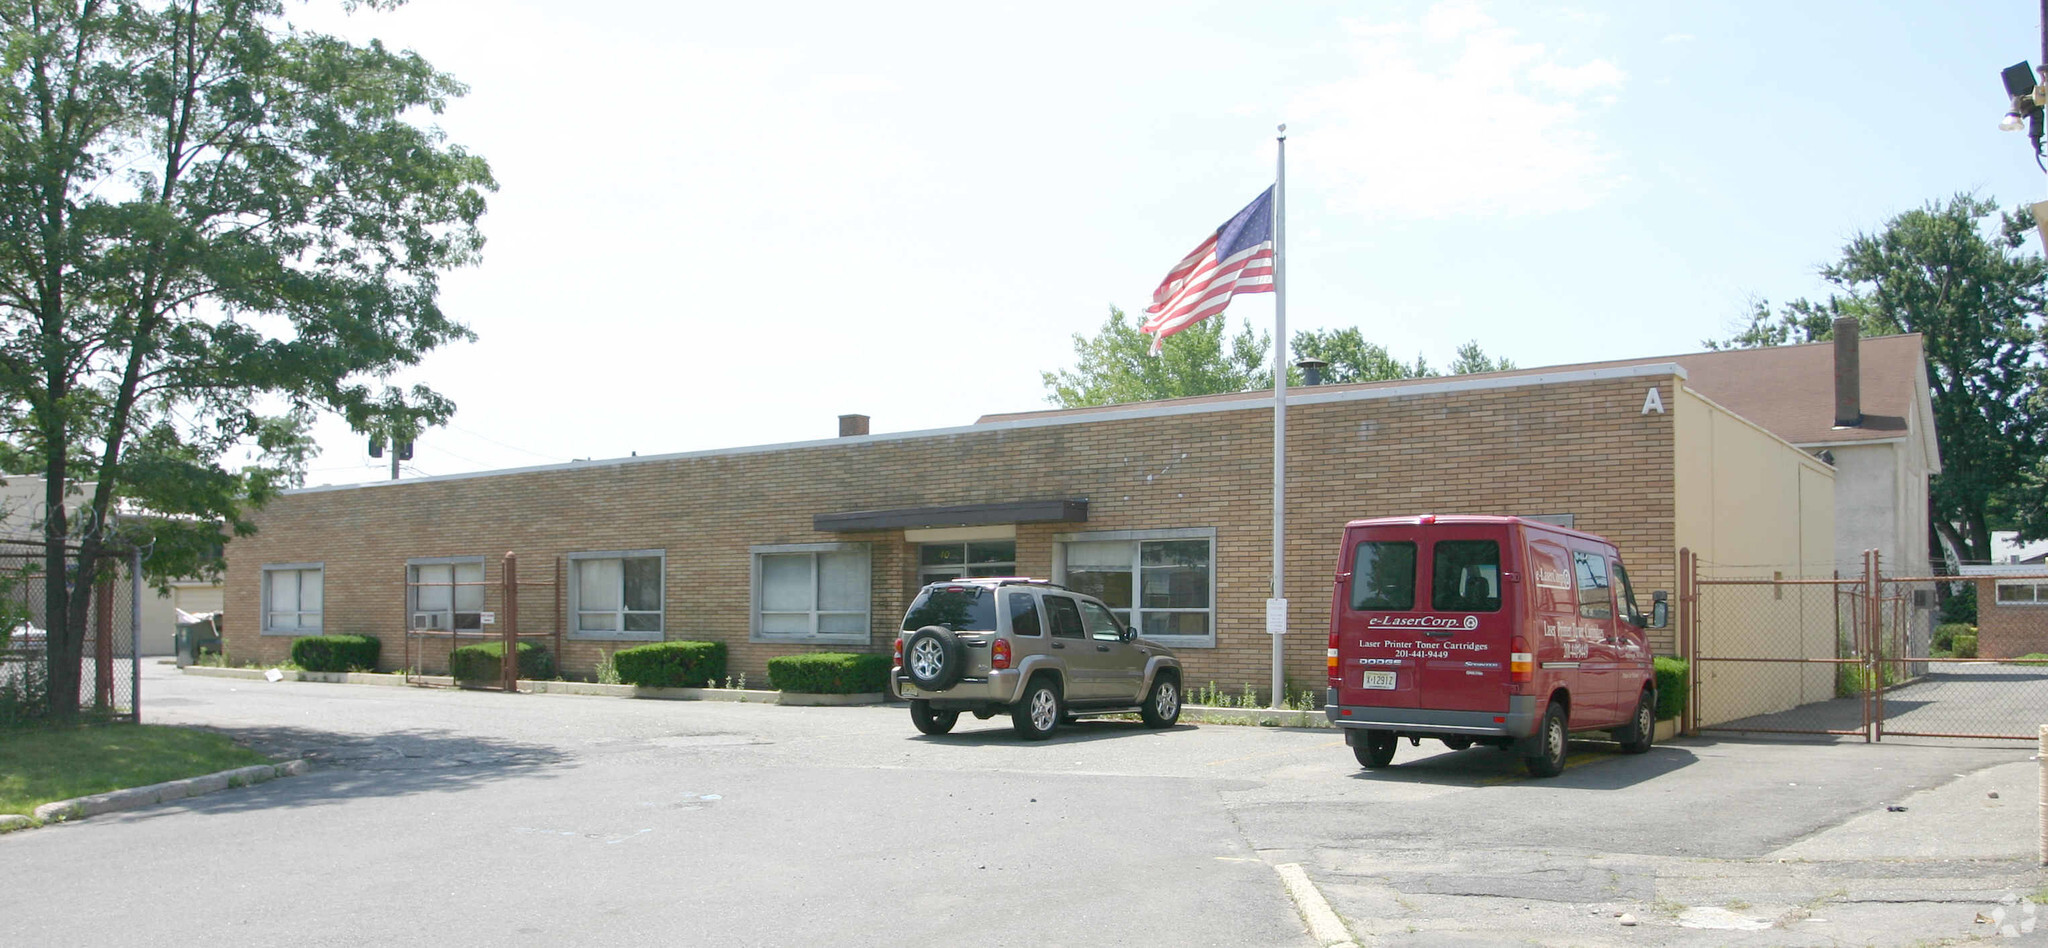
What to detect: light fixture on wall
<box><xmin>1998</xmin><ymin>61</ymin><xmax>2047</xmax><ymax>167</ymax></box>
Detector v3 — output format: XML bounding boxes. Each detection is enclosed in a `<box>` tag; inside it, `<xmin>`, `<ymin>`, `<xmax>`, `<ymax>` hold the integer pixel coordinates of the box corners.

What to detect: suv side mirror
<box><xmin>1649</xmin><ymin>591</ymin><xmax>1669</xmax><ymax>630</ymax></box>
<box><xmin>1121</xmin><ymin>626</ymin><xmax>1136</xmax><ymax>643</ymax></box>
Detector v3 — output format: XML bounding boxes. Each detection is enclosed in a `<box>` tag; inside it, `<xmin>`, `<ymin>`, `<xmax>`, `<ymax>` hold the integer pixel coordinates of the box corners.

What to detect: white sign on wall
<box><xmin>1641</xmin><ymin>387</ymin><xmax>1665</xmax><ymax>415</ymax></box>
<box><xmin>480</xmin><ymin>612</ymin><xmax>497</xmax><ymax>626</ymax></box>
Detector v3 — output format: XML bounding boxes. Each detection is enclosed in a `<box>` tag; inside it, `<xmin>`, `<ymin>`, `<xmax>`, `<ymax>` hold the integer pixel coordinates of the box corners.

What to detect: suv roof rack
<box><xmin>922</xmin><ymin>577</ymin><xmax>1071</xmax><ymax>591</ymax></box>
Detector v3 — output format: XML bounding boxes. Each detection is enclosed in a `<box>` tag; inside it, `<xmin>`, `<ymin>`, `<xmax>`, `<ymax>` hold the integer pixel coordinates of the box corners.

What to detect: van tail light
<box><xmin>1326</xmin><ymin>631</ymin><xmax>1340</xmax><ymax>682</ymax></box>
<box><xmin>893</xmin><ymin>638</ymin><xmax>903</xmax><ymax>665</ymax></box>
<box><xmin>992</xmin><ymin>639</ymin><xmax>1012</xmax><ymax>670</ymax></box>
<box><xmin>1510</xmin><ymin>635</ymin><xmax>1533</xmax><ymax>683</ymax></box>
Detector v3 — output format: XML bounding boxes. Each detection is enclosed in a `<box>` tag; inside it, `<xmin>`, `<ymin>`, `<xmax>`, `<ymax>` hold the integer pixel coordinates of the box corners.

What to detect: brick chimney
<box><xmin>1832</xmin><ymin>317</ymin><xmax>1861</xmax><ymax>428</ymax></box>
<box><xmin>838</xmin><ymin>414</ymin><xmax>870</xmax><ymax>437</ymax></box>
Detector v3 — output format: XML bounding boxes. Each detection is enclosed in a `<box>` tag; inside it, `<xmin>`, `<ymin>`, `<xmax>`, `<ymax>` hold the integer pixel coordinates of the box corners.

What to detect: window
<box><xmin>408</xmin><ymin>558</ymin><xmax>484</xmax><ymax>631</ymax></box>
<box><xmin>1573</xmin><ymin>551</ymin><xmax>1612</xmax><ymax>620</ymax></box>
<box><xmin>1996</xmin><ymin>580</ymin><xmax>2048</xmax><ymax>605</ymax></box>
<box><xmin>1045</xmin><ymin>595</ymin><xmax>1084</xmax><ymax>639</ymax></box>
<box><xmin>1006</xmin><ymin>590</ymin><xmax>1042</xmax><ymax>636</ymax></box>
<box><xmin>752</xmin><ymin>543</ymin><xmax>870</xmax><ymax>643</ymax></box>
<box><xmin>569</xmin><ymin>551</ymin><xmax>664</xmax><ymax>640</ymax></box>
<box><xmin>1350</xmin><ymin>541</ymin><xmax>1417</xmax><ymax>612</ymax></box>
<box><xmin>1057</xmin><ymin>529</ymin><xmax>1214</xmax><ymax>646</ymax></box>
<box><xmin>917</xmin><ymin>541</ymin><xmax>1016</xmax><ymax>586</ymax></box>
<box><xmin>262</xmin><ymin>564</ymin><xmax>323</xmax><ymax>634</ymax></box>
<box><xmin>1080</xmin><ymin>600</ymin><xmax>1125</xmax><ymax>641</ymax></box>
<box><xmin>901</xmin><ymin>583</ymin><xmax>996</xmax><ymax>632</ymax></box>
<box><xmin>1431</xmin><ymin>541</ymin><xmax>1501</xmax><ymax>612</ymax></box>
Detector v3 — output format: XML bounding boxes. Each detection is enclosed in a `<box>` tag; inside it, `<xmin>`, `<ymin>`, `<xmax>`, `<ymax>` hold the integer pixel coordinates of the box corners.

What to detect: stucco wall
<box><xmin>1674</xmin><ymin>386</ymin><xmax>1839</xmax><ymax>726</ymax></box>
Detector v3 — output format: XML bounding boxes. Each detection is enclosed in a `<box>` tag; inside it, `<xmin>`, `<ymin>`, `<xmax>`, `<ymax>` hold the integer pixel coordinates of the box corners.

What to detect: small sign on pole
<box><xmin>1265</xmin><ymin>598</ymin><xmax>1289</xmax><ymax>635</ymax></box>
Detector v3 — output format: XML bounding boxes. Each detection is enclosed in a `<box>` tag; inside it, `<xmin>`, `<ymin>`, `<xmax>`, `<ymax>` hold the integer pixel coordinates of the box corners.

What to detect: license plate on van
<box><xmin>1361</xmin><ymin>671</ymin><xmax>1396</xmax><ymax>690</ymax></box>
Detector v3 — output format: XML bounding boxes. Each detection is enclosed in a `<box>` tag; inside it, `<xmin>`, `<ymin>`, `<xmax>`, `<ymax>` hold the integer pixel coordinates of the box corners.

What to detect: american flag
<box><xmin>1140</xmin><ymin>187</ymin><xmax>1275</xmax><ymax>354</ymax></box>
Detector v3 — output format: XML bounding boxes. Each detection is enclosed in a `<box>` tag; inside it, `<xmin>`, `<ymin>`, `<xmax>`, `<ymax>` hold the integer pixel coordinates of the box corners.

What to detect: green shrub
<box><xmin>767</xmin><ymin>652</ymin><xmax>891</xmax><ymax>694</ymax></box>
<box><xmin>1951</xmin><ymin>634</ymin><xmax>1977</xmax><ymax>659</ymax></box>
<box><xmin>1652</xmin><ymin>656</ymin><xmax>1687</xmax><ymax>720</ymax></box>
<box><xmin>1939</xmin><ymin>582</ymin><xmax>1977</xmax><ymax>625</ymax></box>
<box><xmin>612</xmin><ymin>640</ymin><xmax>725</xmax><ymax>688</ymax></box>
<box><xmin>290</xmin><ymin>635</ymin><xmax>381</xmax><ymax>672</ymax></box>
<box><xmin>449</xmin><ymin>641</ymin><xmax>555</xmax><ymax>682</ymax></box>
<box><xmin>1931</xmin><ymin>623</ymin><xmax>1975</xmax><ymax>654</ymax></box>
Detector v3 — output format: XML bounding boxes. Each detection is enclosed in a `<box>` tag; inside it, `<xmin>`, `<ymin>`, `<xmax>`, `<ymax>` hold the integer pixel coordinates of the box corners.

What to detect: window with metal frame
<box><xmin>752</xmin><ymin>543</ymin><xmax>871</xmax><ymax>644</ymax></box>
<box><xmin>262</xmin><ymin>564</ymin><xmax>323</xmax><ymax>634</ymax></box>
<box><xmin>1995</xmin><ymin>579</ymin><xmax>2048</xmax><ymax>605</ymax></box>
<box><xmin>569</xmin><ymin>551</ymin><xmax>664</xmax><ymax>640</ymax></box>
<box><xmin>407</xmin><ymin>558</ymin><xmax>485</xmax><ymax>632</ymax></box>
<box><xmin>916</xmin><ymin>541</ymin><xmax>1016</xmax><ymax>586</ymax></box>
<box><xmin>1057</xmin><ymin>529</ymin><xmax>1214</xmax><ymax>646</ymax></box>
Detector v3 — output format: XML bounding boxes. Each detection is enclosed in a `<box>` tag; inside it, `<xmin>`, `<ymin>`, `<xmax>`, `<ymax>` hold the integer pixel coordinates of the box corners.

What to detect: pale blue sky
<box><xmin>287</xmin><ymin>1</ymin><xmax>2046</xmax><ymax>485</ymax></box>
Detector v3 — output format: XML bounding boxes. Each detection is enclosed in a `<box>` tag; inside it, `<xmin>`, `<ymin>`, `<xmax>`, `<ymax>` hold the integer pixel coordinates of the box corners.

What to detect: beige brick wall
<box><xmin>224</xmin><ymin>373</ymin><xmax>1681</xmax><ymax>693</ymax></box>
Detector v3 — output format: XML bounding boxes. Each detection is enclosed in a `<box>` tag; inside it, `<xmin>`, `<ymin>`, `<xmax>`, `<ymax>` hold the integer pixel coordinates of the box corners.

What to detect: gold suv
<box><xmin>894</xmin><ymin>578</ymin><xmax>1183</xmax><ymax>740</ymax></box>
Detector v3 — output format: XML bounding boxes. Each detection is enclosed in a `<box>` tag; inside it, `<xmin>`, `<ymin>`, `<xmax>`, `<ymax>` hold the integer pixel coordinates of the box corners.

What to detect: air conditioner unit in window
<box><xmin>410</xmin><ymin>612</ymin><xmax>447</xmax><ymax>631</ymax></box>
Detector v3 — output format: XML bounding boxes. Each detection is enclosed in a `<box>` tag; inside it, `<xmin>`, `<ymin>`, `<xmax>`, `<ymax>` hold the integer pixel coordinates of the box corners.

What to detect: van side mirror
<box><xmin>1649</xmin><ymin>591</ymin><xmax>1669</xmax><ymax>630</ymax></box>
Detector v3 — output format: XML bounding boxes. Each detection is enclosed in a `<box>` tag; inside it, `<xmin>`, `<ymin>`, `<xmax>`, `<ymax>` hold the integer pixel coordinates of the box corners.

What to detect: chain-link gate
<box><xmin>0</xmin><ymin>539</ymin><xmax>142</xmax><ymax>722</ymax></box>
<box><xmin>1687</xmin><ymin>549</ymin><xmax>2046</xmax><ymax>742</ymax></box>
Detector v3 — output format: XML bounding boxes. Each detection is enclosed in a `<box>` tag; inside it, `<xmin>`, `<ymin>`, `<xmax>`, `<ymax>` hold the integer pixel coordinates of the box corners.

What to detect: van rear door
<box><xmin>1332</xmin><ymin>523</ymin><xmax>1514</xmax><ymax>714</ymax></box>
<box><xmin>1416</xmin><ymin>526</ymin><xmax>1514</xmax><ymax>712</ymax></box>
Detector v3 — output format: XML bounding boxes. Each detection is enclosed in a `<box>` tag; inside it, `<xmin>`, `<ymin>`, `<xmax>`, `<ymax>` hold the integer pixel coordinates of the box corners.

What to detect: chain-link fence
<box><xmin>0</xmin><ymin>539</ymin><xmax>140</xmax><ymax>723</ymax></box>
<box><xmin>1689</xmin><ymin>551</ymin><xmax>2045</xmax><ymax>742</ymax></box>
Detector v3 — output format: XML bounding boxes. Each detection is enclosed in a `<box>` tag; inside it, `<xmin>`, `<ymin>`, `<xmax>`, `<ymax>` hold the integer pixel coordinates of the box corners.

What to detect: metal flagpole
<box><xmin>1268</xmin><ymin>125</ymin><xmax>1289</xmax><ymax>710</ymax></box>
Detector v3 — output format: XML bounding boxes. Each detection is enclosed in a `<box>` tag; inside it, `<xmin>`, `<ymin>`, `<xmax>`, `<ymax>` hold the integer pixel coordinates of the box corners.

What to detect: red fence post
<box><xmin>502</xmin><ymin>552</ymin><xmax>520</xmax><ymax>693</ymax></box>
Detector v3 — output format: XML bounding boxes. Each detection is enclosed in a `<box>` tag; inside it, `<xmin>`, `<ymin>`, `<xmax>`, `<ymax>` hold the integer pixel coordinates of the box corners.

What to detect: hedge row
<box><xmin>1933</xmin><ymin>623</ymin><xmax>1976</xmax><ymax>654</ymax></box>
<box><xmin>766</xmin><ymin>652</ymin><xmax>891</xmax><ymax>694</ymax></box>
<box><xmin>1952</xmin><ymin>634</ymin><xmax>1978</xmax><ymax>659</ymax></box>
<box><xmin>291</xmin><ymin>635</ymin><xmax>380</xmax><ymax>673</ymax></box>
<box><xmin>613</xmin><ymin>640</ymin><xmax>726</xmax><ymax>688</ymax></box>
<box><xmin>449</xmin><ymin>641</ymin><xmax>555</xmax><ymax>682</ymax></box>
<box><xmin>1652</xmin><ymin>656</ymin><xmax>1688</xmax><ymax>721</ymax></box>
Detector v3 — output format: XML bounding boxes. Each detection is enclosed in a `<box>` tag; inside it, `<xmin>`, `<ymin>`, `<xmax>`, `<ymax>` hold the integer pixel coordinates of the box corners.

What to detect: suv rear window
<box><xmin>1349</xmin><ymin>541</ymin><xmax>1417</xmax><ymax>611</ymax></box>
<box><xmin>1431</xmin><ymin>540</ymin><xmax>1501</xmax><ymax>612</ymax></box>
<box><xmin>902</xmin><ymin>585</ymin><xmax>998</xmax><ymax>632</ymax></box>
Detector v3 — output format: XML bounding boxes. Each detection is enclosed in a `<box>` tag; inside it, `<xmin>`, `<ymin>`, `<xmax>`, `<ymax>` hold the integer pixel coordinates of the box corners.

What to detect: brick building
<box><xmin>223</xmin><ymin>355</ymin><xmax>1835</xmax><ymax>698</ymax></box>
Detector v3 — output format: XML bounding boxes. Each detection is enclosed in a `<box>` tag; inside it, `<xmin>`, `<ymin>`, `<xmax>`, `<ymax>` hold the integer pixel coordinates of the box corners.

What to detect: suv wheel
<box><xmin>1525</xmin><ymin>701</ymin><xmax>1569</xmax><ymax>778</ymax></box>
<box><xmin>904</xmin><ymin>626</ymin><xmax>965</xmax><ymax>690</ymax></box>
<box><xmin>1139</xmin><ymin>674</ymin><xmax>1180</xmax><ymax>728</ymax></box>
<box><xmin>1011</xmin><ymin>678</ymin><xmax>1061</xmax><ymax>740</ymax></box>
<box><xmin>1354</xmin><ymin>730</ymin><xmax>1397</xmax><ymax>768</ymax></box>
<box><xmin>909</xmin><ymin>699</ymin><xmax>959</xmax><ymax>735</ymax></box>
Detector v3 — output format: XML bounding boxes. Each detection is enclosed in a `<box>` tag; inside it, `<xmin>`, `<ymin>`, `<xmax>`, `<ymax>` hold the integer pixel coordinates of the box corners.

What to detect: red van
<box><xmin>1323</xmin><ymin>515</ymin><xmax>1667</xmax><ymax>777</ymax></box>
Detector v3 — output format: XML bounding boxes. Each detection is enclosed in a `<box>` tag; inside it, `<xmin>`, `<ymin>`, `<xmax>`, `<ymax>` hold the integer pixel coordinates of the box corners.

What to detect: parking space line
<box><xmin>1274</xmin><ymin>863</ymin><xmax>1359</xmax><ymax>948</ymax></box>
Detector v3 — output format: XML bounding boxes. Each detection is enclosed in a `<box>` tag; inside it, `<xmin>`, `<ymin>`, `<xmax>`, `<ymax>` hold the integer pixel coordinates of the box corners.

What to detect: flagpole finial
<box><xmin>1277</xmin><ymin>123</ymin><xmax>1287</xmax><ymax>138</ymax></box>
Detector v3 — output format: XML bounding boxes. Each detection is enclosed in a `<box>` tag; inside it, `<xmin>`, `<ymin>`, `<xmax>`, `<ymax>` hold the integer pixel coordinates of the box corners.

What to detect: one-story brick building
<box><xmin>223</xmin><ymin>350</ymin><xmax>1850</xmax><ymax>699</ymax></box>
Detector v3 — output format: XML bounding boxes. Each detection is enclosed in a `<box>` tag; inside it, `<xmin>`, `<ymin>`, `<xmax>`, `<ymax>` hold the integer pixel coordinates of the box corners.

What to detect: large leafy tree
<box><xmin>0</xmin><ymin>0</ymin><xmax>494</xmax><ymax>716</ymax></box>
<box><xmin>1707</xmin><ymin>194</ymin><xmax>2046</xmax><ymax>566</ymax></box>
<box><xmin>1042</xmin><ymin>309</ymin><xmax>1516</xmax><ymax>408</ymax></box>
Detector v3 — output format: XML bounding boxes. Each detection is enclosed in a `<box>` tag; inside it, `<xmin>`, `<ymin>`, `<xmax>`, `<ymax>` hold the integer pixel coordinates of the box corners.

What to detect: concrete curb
<box><xmin>25</xmin><ymin>759</ymin><xmax>311</xmax><ymax>827</ymax></box>
<box><xmin>776</xmin><ymin>691</ymin><xmax>886</xmax><ymax>706</ymax></box>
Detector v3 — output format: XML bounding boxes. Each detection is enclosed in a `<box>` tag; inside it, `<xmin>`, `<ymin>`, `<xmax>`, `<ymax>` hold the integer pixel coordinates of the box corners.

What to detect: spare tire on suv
<box><xmin>902</xmin><ymin>625</ymin><xmax>965</xmax><ymax>690</ymax></box>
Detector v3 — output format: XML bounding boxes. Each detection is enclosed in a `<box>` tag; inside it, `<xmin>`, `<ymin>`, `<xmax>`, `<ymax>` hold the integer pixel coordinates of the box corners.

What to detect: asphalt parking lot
<box><xmin>0</xmin><ymin>663</ymin><xmax>2040</xmax><ymax>947</ymax></box>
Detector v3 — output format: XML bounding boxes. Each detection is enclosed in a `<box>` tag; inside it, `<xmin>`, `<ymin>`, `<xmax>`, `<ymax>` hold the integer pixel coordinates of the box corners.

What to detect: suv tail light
<box><xmin>893</xmin><ymin>638</ymin><xmax>903</xmax><ymax>665</ymax></box>
<box><xmin>992</xmin><ymin>638</ymin><xmax>1012</xmax><ymax>670</ymax></box>
<box><xmin>1326</xmin><ymin>630</ymin><xmax>1340</xmax><ymax>683</ymax></box>
<box><xmin>1510</xmin><ymin>635</ymin><xmax>1532</xmax><ymax>683</ymax></box>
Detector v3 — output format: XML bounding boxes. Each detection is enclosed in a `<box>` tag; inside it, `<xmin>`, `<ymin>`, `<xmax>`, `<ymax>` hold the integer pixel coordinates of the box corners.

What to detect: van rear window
<box><xmin>1349</xmin><ymin>541</ymin><xmax>1417</xmax><ymax>611</ymax></box>
<box><xmin>1432</xmin><ymin>540</ymin><xmax>1502</xmax><ymax>612</ymax></box>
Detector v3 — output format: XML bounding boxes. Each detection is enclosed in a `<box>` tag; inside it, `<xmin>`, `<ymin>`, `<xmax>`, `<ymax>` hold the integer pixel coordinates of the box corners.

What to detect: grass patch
<box><xmin>0</xmin><ymin>723</ymin><xmax>273</xmax><ymax>817</ymax></box>
<box><xmin>2005</xmin><ymin>653</ymin><xmax>2048</xmax><ymax>666</ymax></box>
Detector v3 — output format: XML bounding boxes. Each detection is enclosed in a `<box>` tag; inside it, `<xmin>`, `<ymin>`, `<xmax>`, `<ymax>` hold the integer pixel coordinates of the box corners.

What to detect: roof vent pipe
<box><xmin>1294</xmin><ymin>358</ymin><xmax>1329</xmax><ymax>386</ymax></box>
<box><xmin>838</xmin><ymin>414</ymin><xmax>870</xmax><ymax>437</ymax></box>
<box><xmin>1832</xmin><ymin>317</ymin><xmax>1861</xmax><ymax>428</ymax></box>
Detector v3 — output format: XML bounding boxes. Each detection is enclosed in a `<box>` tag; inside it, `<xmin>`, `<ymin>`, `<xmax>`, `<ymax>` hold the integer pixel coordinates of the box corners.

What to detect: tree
<box><xmin>1450</xmin><ymin>340</ymin><xmax>1517</xmax><ymax>375</ymax></box>
<box><xmin>1041</xmin><ymin>307</ymin><xmax>1270</xmax><ymax>408</ymax></box>
<box><xmin>0</xmin><ymin>0</ymin><xmax>494</xmax><ymax>717</ymax></box>
<box><xmin>1291</xmin><ymin>327</ymin><xmax>1431</xmax><ymax>383</ymax></box>
<box><xmin>1707</xmin><ymin>194</ymin><xmax>2046</xmax><ymax>566</ymax></box>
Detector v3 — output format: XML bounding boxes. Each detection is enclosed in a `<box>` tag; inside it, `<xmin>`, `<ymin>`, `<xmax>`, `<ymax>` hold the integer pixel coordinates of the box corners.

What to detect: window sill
<box><xmin>751</xmin><ymin>632</ymin><xmax>870</xmax><ymax>646</ymax></box>
<box><xmin>566</xmin><ymin>631</ymin><xmax>666</xmax><ymax>642</ymax></box>
<box><xmin>1138</xmin><ymin>636</ymin><xmax>1215</xmax><ymax>649</ymax></box>
<box><xmin>260</xmin><ymin>629</ymin><xmax>319</xmax><ymax>637</ymax></box>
